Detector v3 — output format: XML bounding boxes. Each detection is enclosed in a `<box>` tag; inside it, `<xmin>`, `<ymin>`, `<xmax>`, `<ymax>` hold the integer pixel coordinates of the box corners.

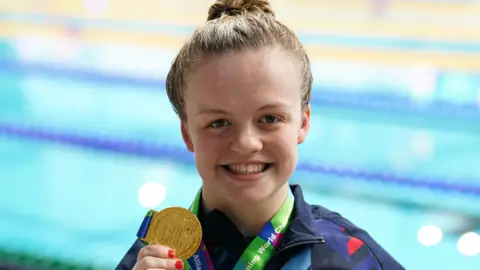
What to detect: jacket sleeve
<box><xmin>348</xmin><ymin>228</ymin><xmax>405</xmax><ymax>270</ymax></box>
<box><xmin>330</xmin><ymin>214</ymin><xmax>405</xmax><ymax>270</ymax></box>
<box><xmin>115</xmin><ymin>239</ymin><xmax>145</xmax><ymax>270</ymax></box>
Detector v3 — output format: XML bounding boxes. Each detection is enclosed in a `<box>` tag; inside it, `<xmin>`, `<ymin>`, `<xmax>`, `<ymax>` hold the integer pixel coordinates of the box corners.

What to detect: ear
<box><xmin>297</xmin><ymin>105</ymin><xmax>311</xmax><ymax>145</ymax></box>
<box><xmin>181</xmin><ymin>120</ymin><xmax>195</xmax><ymax>152</ymax></box>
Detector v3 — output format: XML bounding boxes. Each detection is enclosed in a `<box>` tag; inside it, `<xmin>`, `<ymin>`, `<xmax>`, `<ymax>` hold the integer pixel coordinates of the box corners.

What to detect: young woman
<box><xmin>117</xmin><ymin>0</ymin><xmax>404</xmax><ymax>269</ymax></box>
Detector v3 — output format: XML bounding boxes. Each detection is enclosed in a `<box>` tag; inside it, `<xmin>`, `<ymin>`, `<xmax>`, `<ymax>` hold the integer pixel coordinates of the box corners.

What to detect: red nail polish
<box><xmin>175</xmin><ymin>260</ymin><xmax>184</xmax><ymax>269</ymax></box>
<box><xmin>168</xmin><ymin>249</ymin><xmax>175</xmax><ymax>258</ymax></box>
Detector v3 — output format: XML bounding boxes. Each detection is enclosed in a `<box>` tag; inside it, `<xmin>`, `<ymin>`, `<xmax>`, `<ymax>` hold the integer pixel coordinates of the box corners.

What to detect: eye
<box><xmin>208</xmin><ymin>119</ymin><xmax>231</xmax><ymax>128</ymax></box>
<box><xmin>259</xmin><ymin>115</ymin><xmax>279</xmax><ymax>124</ymax></box>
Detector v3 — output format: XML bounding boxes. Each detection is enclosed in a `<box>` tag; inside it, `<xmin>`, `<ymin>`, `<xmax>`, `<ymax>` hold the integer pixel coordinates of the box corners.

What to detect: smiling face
<box><xmin>180</xmin><ymin>47</ymin><xmax>310</xmax><ymax>206</ymax></box>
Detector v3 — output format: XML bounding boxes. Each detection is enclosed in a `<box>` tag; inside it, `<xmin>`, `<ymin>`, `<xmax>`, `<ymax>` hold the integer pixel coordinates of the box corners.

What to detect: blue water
<box><xmin>1</xmin><ymin>36</ymin><xmax>480</xmax><ymax>270</ymax></box>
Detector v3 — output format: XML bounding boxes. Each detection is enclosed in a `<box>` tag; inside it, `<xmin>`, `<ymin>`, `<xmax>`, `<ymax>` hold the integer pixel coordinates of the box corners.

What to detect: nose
<box><xmin>229</xmin><ymin>126</ymin><xmax>263</xmax><ymax>155</ymax></box>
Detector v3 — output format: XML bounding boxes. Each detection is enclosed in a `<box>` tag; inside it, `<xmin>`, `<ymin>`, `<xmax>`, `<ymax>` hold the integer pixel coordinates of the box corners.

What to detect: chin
<box><xmin>226</xmin><ymin>188</ymin><xmax>269</xmax><ymax>203</ymax></box>
<box><xmin>222</xmin><ymin>179</ymin><xmax>283</xmax><ymax>204</ymax></box>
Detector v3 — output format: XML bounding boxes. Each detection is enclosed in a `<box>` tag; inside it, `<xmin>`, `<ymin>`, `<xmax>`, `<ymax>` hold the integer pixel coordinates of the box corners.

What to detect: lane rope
<box><xmin>1</xmin><ymin>122</ymin><xmax>479</xmax><ymax>196</ymax></box>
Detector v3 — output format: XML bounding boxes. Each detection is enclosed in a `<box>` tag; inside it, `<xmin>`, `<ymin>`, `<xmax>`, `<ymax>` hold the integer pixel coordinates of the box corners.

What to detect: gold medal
<box><xmin>143</xmin><ymin>207</ymin><xmax>202</xmax><ymax>260</ymax></box>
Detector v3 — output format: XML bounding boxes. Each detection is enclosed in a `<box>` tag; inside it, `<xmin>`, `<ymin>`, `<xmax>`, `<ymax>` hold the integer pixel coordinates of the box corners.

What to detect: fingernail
<box><xmin>168</xmin><ymin>249</ymin><xmax>175</xmax><ymax>258</ymax></box>
<box><xmin>175</xmin><ymin>260</ymin><xmax>184</xmax><ymax>269</ymax></box>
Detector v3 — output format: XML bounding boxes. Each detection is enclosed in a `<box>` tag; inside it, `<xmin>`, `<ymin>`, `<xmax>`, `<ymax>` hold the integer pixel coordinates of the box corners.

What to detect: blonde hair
<box><xmin>166</xmin><ymin>0</ymin><xmax>312</xmax><ymax>120</ymax></box>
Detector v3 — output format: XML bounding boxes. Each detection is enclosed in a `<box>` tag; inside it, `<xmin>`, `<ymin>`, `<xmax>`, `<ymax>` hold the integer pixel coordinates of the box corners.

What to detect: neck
<box><xmin>202</xmin><ymin>184</ymin><xmax>290</xmax><ymax>237</ymax></box>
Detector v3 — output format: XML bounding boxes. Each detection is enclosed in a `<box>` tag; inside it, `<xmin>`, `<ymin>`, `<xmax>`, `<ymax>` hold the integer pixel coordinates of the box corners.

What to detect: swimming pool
<box><xmin>1</xmin><ymin>54</ymin><xmax>479</xmax><ymax>269</ymax></box>
<box><xmin>1</xmin><ymin>11</ymin><xmax>480</xmax><ymax>270</ymax></box>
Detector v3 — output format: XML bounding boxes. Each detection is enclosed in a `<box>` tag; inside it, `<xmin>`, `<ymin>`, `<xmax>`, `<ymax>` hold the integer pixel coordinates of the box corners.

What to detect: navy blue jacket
<box><xmin>116</xmin><ymin>185</ymin><xmax>405</xmax><ymax>269</ymax></box>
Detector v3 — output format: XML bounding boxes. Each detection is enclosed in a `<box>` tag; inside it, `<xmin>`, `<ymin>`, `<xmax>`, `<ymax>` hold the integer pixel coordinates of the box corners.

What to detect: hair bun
<box><xmin>207</xmin><ymin>0</ymin><xmax>274</xmax><ymax>21</ymax></box>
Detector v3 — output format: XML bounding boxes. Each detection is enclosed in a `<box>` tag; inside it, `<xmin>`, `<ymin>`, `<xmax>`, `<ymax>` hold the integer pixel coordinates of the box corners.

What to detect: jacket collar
<box><xmin>198</xmin><ymin>184</ymin><xmax>324</xmax><ymax>253</ymax></box>
<box><xmin>277</xmin><ymin>184</ymin><xmax>325</xmax><ymax>251</ymax></box>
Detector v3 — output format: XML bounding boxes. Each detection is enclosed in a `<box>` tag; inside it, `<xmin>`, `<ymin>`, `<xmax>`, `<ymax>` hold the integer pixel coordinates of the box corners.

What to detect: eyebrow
<box><xmin>257</xmin><ymin>102</ymin><xmax>289</xmax><ymax>111</ymax></box>
<box><xmin>196</xmin><ymin>102</ymin><xmax>290</xmax><ymax>116</ymax></box>
<box><xmin>197</xmin><ymin>108</ymin><xmax>231</xmax><ymax>116</ymax></box>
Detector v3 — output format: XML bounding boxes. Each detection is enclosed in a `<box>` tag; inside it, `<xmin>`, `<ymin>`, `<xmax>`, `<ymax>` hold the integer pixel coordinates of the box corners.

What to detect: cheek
<box><xmin>268</xmin><ymin>128</ymin><xmax>299</xmax><ymax>158</ymax></box>
<box><xmin>192</xmin><ymin>133</ymin><xmax>223</xmax><ymax>161</ymax></box>
<box><xmin>193</xmin><ymin>135</ymin><xmax>217</xmax><ymax>180</ymax></box>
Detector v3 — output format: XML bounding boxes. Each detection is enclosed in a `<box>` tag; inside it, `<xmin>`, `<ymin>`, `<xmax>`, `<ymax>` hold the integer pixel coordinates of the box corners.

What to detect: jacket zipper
<box><xmin>269</xmin><ymin>238</ymin><xmax>326</xmax><ymax>265</ymax></box>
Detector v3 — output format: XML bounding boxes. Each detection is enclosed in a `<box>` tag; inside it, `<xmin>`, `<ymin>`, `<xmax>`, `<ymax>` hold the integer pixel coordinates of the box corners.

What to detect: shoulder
<box><xmin>115</xmin><ymin>239</ymin><xmax>144</xmax><ymax>270</ymax></box>
<box><xmin>307</xmin><ymin>203</ymin><xmax>405</xmax><ymax>270</ymax></box>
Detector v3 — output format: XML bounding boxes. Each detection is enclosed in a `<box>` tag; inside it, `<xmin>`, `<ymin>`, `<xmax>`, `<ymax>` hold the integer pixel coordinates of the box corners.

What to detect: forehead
<box><xmin>184</xmin><ymin>47</ymin><xmax>302</xmax><ymax>112</ymax></box>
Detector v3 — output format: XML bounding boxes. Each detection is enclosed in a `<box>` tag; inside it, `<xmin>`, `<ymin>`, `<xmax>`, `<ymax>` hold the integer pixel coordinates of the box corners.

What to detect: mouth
<box><xmin>221</xmin><ymin>163</ymin><xmax>273</xmax><ymax>175</ymax></box>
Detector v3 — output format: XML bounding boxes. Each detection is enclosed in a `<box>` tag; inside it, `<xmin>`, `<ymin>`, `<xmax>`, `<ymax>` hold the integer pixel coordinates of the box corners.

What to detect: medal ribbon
<box><xmin>136</xmin><ymin>189</ymin><xmax>295</xmax><ymax>270</ymax></box>
<box><xmin>184</xmin><ymin>189</ymin><xmax>295</xmax><ymax>270</ymax></box>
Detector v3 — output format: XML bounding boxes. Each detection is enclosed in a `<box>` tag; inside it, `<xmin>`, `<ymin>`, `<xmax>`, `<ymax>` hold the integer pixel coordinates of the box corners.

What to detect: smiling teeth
<box><xmin>228</xmin><ymin>164</ymin><xmax>266</xmax><ymax>174</ymax></box>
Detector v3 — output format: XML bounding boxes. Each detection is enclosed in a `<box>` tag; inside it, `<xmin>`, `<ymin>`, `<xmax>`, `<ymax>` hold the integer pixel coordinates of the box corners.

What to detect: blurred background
<box><xmin>0</xmin><ymin>0</ymin><xmax>479</xmax><ymax>269</ymax></box>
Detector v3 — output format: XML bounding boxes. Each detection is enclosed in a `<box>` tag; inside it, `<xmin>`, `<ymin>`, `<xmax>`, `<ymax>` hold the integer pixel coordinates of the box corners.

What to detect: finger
<box><xmin>133</xmin><ymin>256</ymin><xmax>184</xmax><ymax>270</ymax></box>
<box><xmin>137</xmin><ymin>244</ymin><xmax>176</xmax><ymax>261</ymax></box>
